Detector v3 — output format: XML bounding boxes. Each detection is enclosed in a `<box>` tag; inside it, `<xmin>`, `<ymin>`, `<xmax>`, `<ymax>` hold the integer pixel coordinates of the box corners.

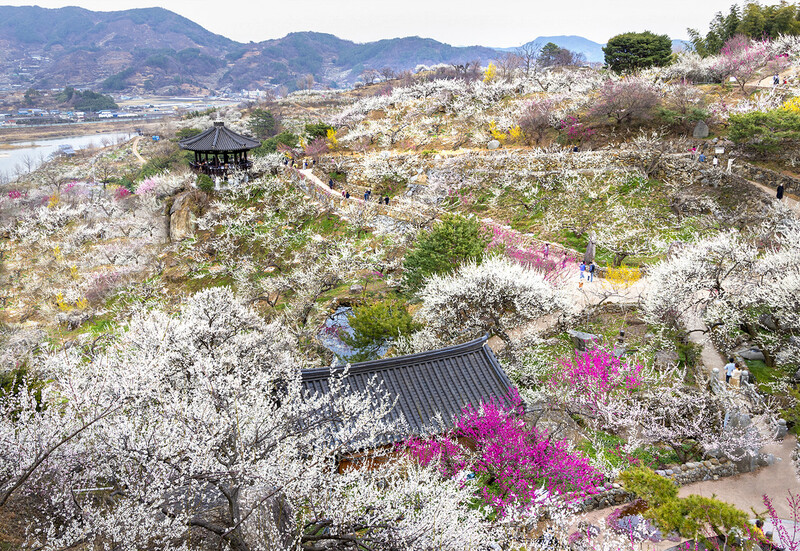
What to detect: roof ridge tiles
<box><xmin>301</xmin><ymin>336</ymin><xmax>490</xmax><ymax>379</ymax></box>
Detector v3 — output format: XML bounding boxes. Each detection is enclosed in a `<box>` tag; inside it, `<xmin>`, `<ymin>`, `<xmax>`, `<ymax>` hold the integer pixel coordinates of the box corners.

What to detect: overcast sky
<box><xmin>2</xmin><ymin>0</ymin><xmax>742</xmax><ymax>46</ymax></box>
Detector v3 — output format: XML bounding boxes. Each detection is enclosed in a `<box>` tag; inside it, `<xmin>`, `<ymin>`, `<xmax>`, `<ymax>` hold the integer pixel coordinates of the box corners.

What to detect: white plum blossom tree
<box><xmin>416</xmin><ymin>255</ymin><xmax>572</xmax><ymax>344</ymax></box>
<box><xmin>1</xmin><ymin>287</ymin><xmax>496</xmax><ymax>551</ymax></box>
<box><xmin>643</xmin><ymin>220</ymin><xmax>800</xmax><ymax>368</ymax></box>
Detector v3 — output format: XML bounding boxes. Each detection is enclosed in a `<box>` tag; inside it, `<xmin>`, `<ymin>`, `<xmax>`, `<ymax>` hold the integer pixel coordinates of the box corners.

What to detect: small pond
<box><xmin>318</xmin><ymin>306</ymin><xmax>390</xmax><ymax>364</ymax></box>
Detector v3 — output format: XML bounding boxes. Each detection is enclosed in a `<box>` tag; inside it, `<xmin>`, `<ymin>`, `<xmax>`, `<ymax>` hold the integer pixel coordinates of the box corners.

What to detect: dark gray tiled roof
<box><xmin>179</xmin><ymin>122</ymin><xmax>261</xmax><ymax>152</ymax></box>
<box><xmin>301</xmin><ymin>336</ymin><xmax>514</xmax><ymax>444</ymax></box>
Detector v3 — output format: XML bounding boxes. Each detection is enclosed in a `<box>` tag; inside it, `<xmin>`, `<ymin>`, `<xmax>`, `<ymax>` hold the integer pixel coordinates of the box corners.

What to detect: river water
<box><xmin>0</xmin><ymin>132</ymin><xmax>134</xmax><ymax>181</ymax></box>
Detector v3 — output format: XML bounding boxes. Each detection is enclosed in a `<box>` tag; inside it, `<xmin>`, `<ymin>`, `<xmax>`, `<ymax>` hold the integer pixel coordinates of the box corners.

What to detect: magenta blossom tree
<box><xmin>405</xmin><ymin>392</ymin><xmax>603</xmax><ymax>516</ymax></box>
<box><xmin>590</xmin><ymin>79</ymin><xmax>660</xmax><ymax>126</ymax></box>
<box><xmin>548</xmin><ymin>347</ymin><xmax>643</xmax><ymax>425</ymax></box>
<box><xmin>758</xmin><ymin>492</ymin><xmax>800</xmax><ymax>551</ymax></box>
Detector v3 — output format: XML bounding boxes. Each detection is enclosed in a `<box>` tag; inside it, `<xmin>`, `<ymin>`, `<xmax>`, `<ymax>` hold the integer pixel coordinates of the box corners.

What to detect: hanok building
<box><xmin>179</xmin><ymin>121</ymin><xmax>260</xmax><ymax>177</ymax></box>
<box><xmin>301</xmin><ymin>336</ymin><xmax>514</xmax><ymax>470</ymax></box>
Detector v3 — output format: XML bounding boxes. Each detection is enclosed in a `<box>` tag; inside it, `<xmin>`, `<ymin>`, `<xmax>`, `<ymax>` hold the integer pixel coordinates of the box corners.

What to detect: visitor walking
<box><xmin>303</xmin><ymin>159</ymin><xmax>308</xmax><ymax>169</ymax></box>
<box><xmin>731</xmin><ymin>365</ymin><xmax>743</xmax><ymax>388</ymax></box>
<box><xmin>345</xmin><ymin>191</ymin><xmax>350</xmax><ymax>199</ymax></box>
<box><xmin>752</xmin><ymin>519</ymin><xmax>784</xmax><ymax>550</ymax></box>
<box><xmin>364</xmin><ymin>190</ymin><xmax>370</xmax><ymax>201</ymax></box>
<box><xmin>698</xmin><ymin>153</ymin><xmax>706</xmax><ymax>163</ymax></box>
<box><xmin>724</xmin><ymin>358</ymin><xmax>736</xmax><ymax>384</ymax></box>
<box><xmin>543</xmin><ymin>243</ymin><xmax>549</xmax><ymax>258</ymax></box>
<box><xmin>712</xmin><ymin>156</ymin><xmax>719</xmax><ymax>168</ymax></box>
<box><xmin>384</xmin><ymin>196</ymin><xmax>390</xmax><ymax>205</ymax></box>
<box><xmin>328</xmin><ymin>178</ymin><xmax>334</xmax><ymax>189</ymax></box>
<box><xmin>588</xmin><ymin>262</ymin><xmax>595</xmax><ymax>282</ymax></box>
<box><xmin>777</xmin><ymin>183</ymin><xmax>785</xmax><ymax>200</ymax></box>
<box><xmin>579</xmin><ymin>261</ymin><xmax>586</xmax><ymax>280</ymax></box>
<box><xmin>773</xmin><ymin>73</ymin><xmax>780</xmax><ymax>87</ymax></box>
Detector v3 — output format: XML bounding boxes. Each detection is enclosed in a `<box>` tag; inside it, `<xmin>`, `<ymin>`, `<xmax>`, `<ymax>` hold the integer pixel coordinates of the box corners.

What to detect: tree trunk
<box><xmin>742</xmin><ymin>322</ymin><xmax>775</xmax><ymax>367</ymax></box>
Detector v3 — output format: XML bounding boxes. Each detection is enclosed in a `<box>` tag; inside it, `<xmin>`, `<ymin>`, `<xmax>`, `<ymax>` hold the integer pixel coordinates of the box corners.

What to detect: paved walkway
<box><xmin>582</xmin><ymin>436</ymin><xmax>799</xmax><ymax>550</ymax></box>
<box><xmin>677</xmin><ymin>435</ymin><xmax>800</xmax><ymax>518</ymax></box>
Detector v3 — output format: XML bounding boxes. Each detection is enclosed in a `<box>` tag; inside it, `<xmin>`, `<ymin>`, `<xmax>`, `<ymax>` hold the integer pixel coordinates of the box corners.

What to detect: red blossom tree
<box><xmin>304</xmin><ymin>137</ymin><xmax>329</xmax><ymax>161</ymax></box>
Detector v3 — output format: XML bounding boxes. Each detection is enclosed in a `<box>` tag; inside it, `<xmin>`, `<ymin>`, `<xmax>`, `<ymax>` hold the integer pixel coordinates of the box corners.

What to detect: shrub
<box><xmin>620</xmin><ymin>467</ymin><xmax>678</xmax><ymax>507</ymax></box>
<box><xmin>252</xmin><ymin>131</ymin><xmax>299</xmax><ymax>156</ymax></box>
<box><xmin>196</xmin><ymin>173</ymin><xmax>215</xmax><ymax>192</ymax></box>
<box><xmin>621</xmin><ymin>467</ymin><xmax>748</xmax><ymax>541</ymax></box>
<box><xmin>649</xmin><ymin>495</ymin><xmax>747</xmax><ymax>540</ymax></box>
<box><xmin>304</xmin><ymin>122</ymin><xmax>333</xmax><ymax>140</ymax></box>
<box><xmin>114</xmin><ymin>187</ymin><xmax>132</xmax><ymax>200</ymax></box>
<box><xmin>402</xmin><ymin>214</ymin><xmax>490</xmax><ymax>292</ymax></box>
<box><xmin>728</xmin><ymin>108</ymin><xmax>800</xmax><ymax>153</ymax></box>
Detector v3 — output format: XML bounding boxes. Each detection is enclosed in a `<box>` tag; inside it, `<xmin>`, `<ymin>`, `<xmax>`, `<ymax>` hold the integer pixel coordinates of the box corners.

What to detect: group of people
<box><xmin>689</xmin><ymin>146</ymin><xmax>720</xmax><ymax>167</ymax></box>
<box><xmin>723</xmin><ymin>357</ymin><xmax>745</xmax><ymax>388</ymax></box>
<box><xmin>326</xmin><ymin>178</ymin><xmax>390</xmax><ymax>205</ymax></box>
<box><xmin>579</xmin><ymin>260</ymin><xmax>597</xmax><ymax>282</ymax></box>
<box><xmin>773</xmin><ymin>73</ymin><xmax>790</xmax><ymax>87</ymax></box>
<box><xmin>362</xmin><ymin>188</ymin><xmax>390</xmax><ymax>205</ymax></box>
<box><xmin>540</xmin><ymin>242</ymin><xmax>596</xmax><ymax>282</ymax></box>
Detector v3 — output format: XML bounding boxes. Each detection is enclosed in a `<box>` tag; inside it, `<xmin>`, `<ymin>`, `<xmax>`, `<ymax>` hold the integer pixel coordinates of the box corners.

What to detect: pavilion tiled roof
<box><xmin>301</xmin><ymin>336</ymin><xmax>514</xmax><ymax>444</ymax></box>
<box><xmin>178</xmin><ymin>121</ymin><xmax>260</xmax><ymax>152</ymax></box>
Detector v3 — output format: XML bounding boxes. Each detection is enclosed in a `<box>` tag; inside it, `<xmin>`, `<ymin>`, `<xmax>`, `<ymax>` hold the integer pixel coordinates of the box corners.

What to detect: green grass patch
<box><xmin>745</xmin><ymin>359</ymin><xmax>792</xmax><ymax>388</ymax></box>
<box><xmin>578</xmin><ymin>430</ymin><xmax>682</xmax><ymax>470</ymax></box>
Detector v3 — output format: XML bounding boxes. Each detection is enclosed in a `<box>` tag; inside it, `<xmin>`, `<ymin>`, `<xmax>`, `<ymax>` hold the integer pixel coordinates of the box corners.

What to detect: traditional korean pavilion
<box><xmin>179</xmin><ymin>121</ymin><xmax>260</xmax><ymax>176</ymax></box>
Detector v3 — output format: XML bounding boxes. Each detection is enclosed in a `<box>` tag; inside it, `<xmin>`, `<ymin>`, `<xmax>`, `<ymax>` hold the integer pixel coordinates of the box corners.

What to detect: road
<box><xmin>132</xmin><ymin>135</ymin><xmax>146</xmax><ymax>165</ymax></box>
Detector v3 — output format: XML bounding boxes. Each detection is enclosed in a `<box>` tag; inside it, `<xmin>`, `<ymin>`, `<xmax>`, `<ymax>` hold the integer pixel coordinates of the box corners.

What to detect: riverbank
<box><xmin>0</xmin><ymin>118</ymin><xmax>170</xmax><ymax>143</ymax></box>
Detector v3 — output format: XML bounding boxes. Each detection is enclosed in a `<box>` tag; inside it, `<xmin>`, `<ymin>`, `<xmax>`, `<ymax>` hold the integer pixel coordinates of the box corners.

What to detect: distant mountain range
<box><xmin>0</xmin><ymin>5</ymin><xmax>688</xmax><ymax>95</ymax></box>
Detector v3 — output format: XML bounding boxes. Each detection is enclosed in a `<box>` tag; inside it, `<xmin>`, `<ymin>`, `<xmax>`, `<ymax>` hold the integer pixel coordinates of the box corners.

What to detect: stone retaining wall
<box><xmin>578</xmin><ymin>457</ymin><xmax>737</xmax><ymax>512</ymax></box>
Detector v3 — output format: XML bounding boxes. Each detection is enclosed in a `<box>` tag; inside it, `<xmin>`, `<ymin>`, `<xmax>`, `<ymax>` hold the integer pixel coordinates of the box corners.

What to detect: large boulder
<box><xmin>168</xmin><ymin>190</ymin><xmax>209</xmax><ymax>242</ymax></box>
<box><xmin>487</xmin><ymin>139</ymin><xmax>501</xmax><ymax>150</ymax></box>
<box><xmin>737</xmin><ymin>347</ymin><xmax>765</xmax><ymax>361</ymax></box>
<box><xmin>758</xmin><ymin>313</ymin><xmax>778</xmax><ymax>332</ymax></box>
<box><xmin>655</xmin><ymin>349</ymin><xmax>680</xmax><ymax>369</ymax></box>
<box><xmin>567</xmin><ymin>330</ymin><xmax>601</xmax><ymax>351</ymax></box>
<box><xmin>693</xmin><ymin>121</ymin><xmax>709</xmax><ymax>139</ymax></box>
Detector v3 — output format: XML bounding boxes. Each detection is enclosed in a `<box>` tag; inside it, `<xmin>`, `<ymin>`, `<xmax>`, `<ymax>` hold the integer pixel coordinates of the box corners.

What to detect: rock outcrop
<box><xmin>167</xmin><ymin>190</ymin><xmax>208</xmax><ymax>242</ymax></box>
